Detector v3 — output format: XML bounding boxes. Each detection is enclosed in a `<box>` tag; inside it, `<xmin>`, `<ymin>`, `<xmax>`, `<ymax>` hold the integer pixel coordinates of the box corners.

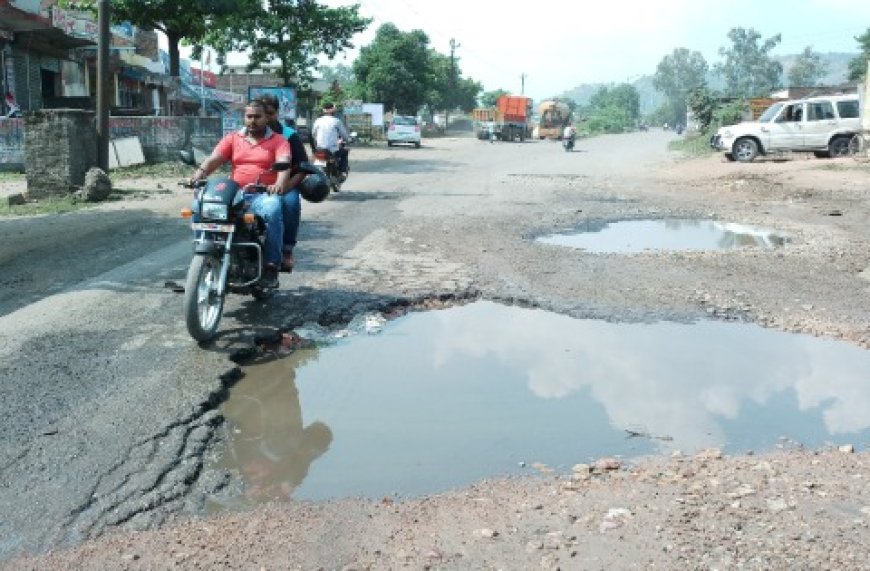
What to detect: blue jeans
<box><xmin>245</xmin><ymin>193</ymin><xmax>283</xmax><ymax>266</ymax></box>
<box><xmin>281</xmin><ymin>189</ymin><xmax>301</xmax><ymax>251</ymax></box>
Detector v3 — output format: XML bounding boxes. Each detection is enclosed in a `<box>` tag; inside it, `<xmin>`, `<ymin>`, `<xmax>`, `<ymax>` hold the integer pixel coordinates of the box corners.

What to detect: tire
<box><xmin>733</xmin><ymin>138</ymin><xmax>759</xmax><ymax>162</ymax></box>
<box><xmin>414</xmin><ymin>142</ymin><xmax>421</xmax><ymax>148</ymax></box>
<box><xmin>813</xmin><ymin>151</ymin><xmax>828</xmax><ymax>159</ymax></box>
<box><xmin>724</xmin><ymin>153</ymin><xmax>736</xmax><ymax>162</ymax></box>
<box><xmin>387</xmin><ymin>141</ymin><xmax>394</xmax><ymax>147</ymax></box>
<box><xmin>183</xmin><ymin>254</ymin><xmax>225</xmax><ymax>342</ymax></box>
<box><xmin>828</xmin><ymin>136</ymin><xmax>851</xmax><ymax>158</ymax></box>
<box><xmin>251</xmin><ymin>286</ymin><xmax>273</xmax><ymax>301</ymax></box>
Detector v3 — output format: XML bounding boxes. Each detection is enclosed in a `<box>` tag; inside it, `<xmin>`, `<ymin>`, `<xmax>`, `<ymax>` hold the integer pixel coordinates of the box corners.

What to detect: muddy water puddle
<box><xmin>538</xmin><ymin>219</ymin><xmax>789</xmax><ymax>252</ymax></box>
<box><xmin>209</xmin><ymin>301</ymin><xmax>869</xmax><ymax>507</ymax></box>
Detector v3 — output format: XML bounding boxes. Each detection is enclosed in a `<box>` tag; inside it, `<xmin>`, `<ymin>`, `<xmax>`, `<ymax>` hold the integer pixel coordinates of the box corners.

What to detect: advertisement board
<box><xmin>248</xmin><ymin>86</ymin><xmax>296</xmax><ymax>120</ymax></box>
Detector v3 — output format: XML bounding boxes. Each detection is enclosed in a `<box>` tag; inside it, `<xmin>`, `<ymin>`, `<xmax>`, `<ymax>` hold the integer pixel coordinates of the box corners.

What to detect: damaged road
<box><xmin>1</xmin><ymin>132</ymin><xmax>869</xmax><ymax>568</ymax></box>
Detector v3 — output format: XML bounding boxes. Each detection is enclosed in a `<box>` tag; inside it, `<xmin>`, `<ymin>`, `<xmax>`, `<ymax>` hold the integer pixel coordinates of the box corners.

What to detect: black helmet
<box><xmin>300</xmin><ymin>168</ymin><xmax>330</xmax><ymax>203</ymax></box>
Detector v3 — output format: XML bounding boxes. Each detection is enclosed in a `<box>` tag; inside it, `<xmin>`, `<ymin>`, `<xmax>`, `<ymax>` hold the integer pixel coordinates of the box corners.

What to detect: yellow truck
<box><xmin>537</xmin><ymin>100</ymin><xmax>571</xmax><ymax>139</ymax></box>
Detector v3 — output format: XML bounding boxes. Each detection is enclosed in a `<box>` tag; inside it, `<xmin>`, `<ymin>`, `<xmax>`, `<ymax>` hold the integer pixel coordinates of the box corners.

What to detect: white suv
<box><xmin>710</xmin><ymin>95</ymin><xmax>860</xmax><ymax>162</ymax></box>
<box><xmin>387</xmin><ymin>115</ymin><xmax>422</xmax><ymax>148</ymax></box>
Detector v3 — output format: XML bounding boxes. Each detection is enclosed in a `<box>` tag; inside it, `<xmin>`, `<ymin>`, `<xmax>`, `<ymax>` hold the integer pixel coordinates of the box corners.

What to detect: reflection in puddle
<box><xmin>212</xmin><ymin>302</ymin><xmax>870</xmax><ymax>504</ymax></box>
<box><xmin>538</xmin><ymin>219</ymin><xmax>789</xmax><ymax>252</ymax></box>
<box><xmin>209</xmin><ymin>350</ymin><xmax>333</xmax><ymax>509</ymax></box>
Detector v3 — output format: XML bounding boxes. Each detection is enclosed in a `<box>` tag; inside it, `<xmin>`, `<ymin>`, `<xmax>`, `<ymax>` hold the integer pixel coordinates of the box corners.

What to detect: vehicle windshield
<box><xmin>758</xmin><ymin>103</ymin><xmax>784</xmax><ymax>123</ymax></box>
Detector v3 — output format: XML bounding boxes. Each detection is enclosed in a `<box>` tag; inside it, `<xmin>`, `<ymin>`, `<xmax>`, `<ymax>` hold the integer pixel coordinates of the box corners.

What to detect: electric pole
<box><xmin>521</xmin><ymin>73</ymin><xmax>527</xmax><ymax>95</ymax></box>
<box><xmin>446</xmin><ymin>38</ymin><xmax>459</xmax><ymax>133</ymax></box>
<box><xmin>96</xmin><ymin>0</ymin><xmax>110</xmax><ymax>171</ymax></box>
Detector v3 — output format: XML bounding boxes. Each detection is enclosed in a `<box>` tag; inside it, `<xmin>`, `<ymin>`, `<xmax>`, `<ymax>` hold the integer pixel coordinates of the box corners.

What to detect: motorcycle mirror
<box><xmin>272</xmin><ymin>160</ymin><xmax>292</xmax><ymax>172</ymax></box>
<box><xmin>179</xmin><ymin>150</ymin><xmax>196</xmax><ymax>166</ymax></box>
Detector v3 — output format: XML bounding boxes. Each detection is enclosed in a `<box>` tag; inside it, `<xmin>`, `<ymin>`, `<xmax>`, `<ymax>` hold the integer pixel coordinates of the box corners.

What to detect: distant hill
<box><xmin>558</xmin><ymin>52</ymin><xmax>858</xmax><ymax>115</ymax></box>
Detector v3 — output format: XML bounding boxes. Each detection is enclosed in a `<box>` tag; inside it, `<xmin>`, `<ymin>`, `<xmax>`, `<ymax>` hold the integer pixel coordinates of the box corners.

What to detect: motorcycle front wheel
<box><xmin>183</xmin><ymin>254</ymin><xmax>225</xmax><ymax>342</ymax></box>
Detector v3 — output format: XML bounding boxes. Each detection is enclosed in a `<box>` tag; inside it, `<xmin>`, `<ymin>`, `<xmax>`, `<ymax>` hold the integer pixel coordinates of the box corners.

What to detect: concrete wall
<box><xmin>25</xmin><ymin>109</ymin><xmax>96</xmax><ymax>197</ymax></box>
<box><xmin>108</xmin><ymin>116</ymin><xmax>222</xmax><ymax>163</ymax></box>
<box><xmin>0</xmin><ymin>118</ymin><xmax>24</xmax><ymax>172</ymax></box>
<box><xmin>0</xmin><ymin>115</ymin><xmax>222</xmax><ymax>172</ymax></box>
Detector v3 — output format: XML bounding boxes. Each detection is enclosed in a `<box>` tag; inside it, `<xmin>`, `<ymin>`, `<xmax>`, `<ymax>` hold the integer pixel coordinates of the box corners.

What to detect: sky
<box><xmin>176</xmin><ymin>0</ymin><xmax>870</xmax><ymax>103</ymax></box>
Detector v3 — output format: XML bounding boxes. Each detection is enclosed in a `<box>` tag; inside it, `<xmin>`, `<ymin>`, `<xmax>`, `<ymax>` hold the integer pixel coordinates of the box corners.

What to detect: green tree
<box><xmin>318</xmin><ymin>63</ymin><xmax>356</xmax><ymax>89</ymax></box>
<box><xmin>480</xmin><ymin>89</ymin><xmax>509</xmax><ymax>107</ymax></box>
<box><xmin>61</xmin><ymin>0</ymin><xmax>246</xmax><ymax>77</ymax></box>
<box><xmin>424</xmin><ymin>51</ymin><xmax>481</xmax><ymax>113</ymax></box>
<box><xmin>847</xmin><ymin>28</ymin><xmax>870</xmax><ymax>81</ymax></box>
<box><xmin>787</xmin><ymin>46</ymin><xmax>827</xmax><ymax>87</ymax></box>
<box><xmin>586</xmin><ymin>84</ymin><xmax>640</xmax><ymax>133</ymax></box>
<box><xmin>353</xmin><ymin>24</ymin><xmax>432</xmax><ymax>114</ymax></box>
<box><xmin>714</xmin><ymin>27</ymin><xmax>782</xmax><ymax>98</ymax></box>
<box><xmin>653</xmin><ymin>48</ymin><xmax>708</xmax><ymax>127</ymax></box>
<box><xmin>206</xmin><ymin>0</ymin><xmax>369</xmax><ymax>87</ymax></box>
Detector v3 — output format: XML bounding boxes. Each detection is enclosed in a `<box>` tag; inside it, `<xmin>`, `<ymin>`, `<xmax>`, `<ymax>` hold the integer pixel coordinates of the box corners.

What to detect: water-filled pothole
<box><xmin>209</xmin><ymin>301</ymin><xmax>869</xmax><ymax>507</ymax></box>
<box><xmin>538</xmin><ymin>219</ymin><xmax>789</xmax><ymax>252</ymax></box>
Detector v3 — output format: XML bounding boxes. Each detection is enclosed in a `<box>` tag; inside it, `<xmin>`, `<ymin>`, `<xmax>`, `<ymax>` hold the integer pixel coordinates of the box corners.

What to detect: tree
<box><xmin>62</xmin><ymin>0</ymin><xmax>247</xmax><ymax>77</ymax></box>
<box><xmin>787</xmin><ymin>46</ymin><xmax>827</xmax><ymax>87</ymax></box>
<box><xmin>714</xmin><ymin>27</ymin><xmax>782</xmax><ymax>99</ymax></box>
<box><xmin>653</xmin><ymin>48</ymin><xmax>708</xmax><ymax>126</ymax></box>
<box><xmin>353</xmin><ymin>24</ymin><xmax>432</xmax><ymax>114</ymax></box>
<box><xmin>480</xmin><ymin>89</ymin><xmax>509</xmax><ymax>107</ymax></box>
<box><xmin>318</xmin><ymin>63</ymin><xmax>356</xmax><ymax>89</ymax></box>
<box><xmin>206</xmin><ymin>0</ymin><xmax>370</xmax><ymax>88</ymax></box>
<box><xmin>585</xmin><ymin>84</ymin><xmax>640</xmax><ymax>133</ymax></box>
<box><xmin>424</xmin><ymin>51</ymin><xmax>481</xmax><ymax>114</ymax></box>
<box><xmin>847</xmin><ymin>28</ymin><xmax>870</xmax><ymax>81</ymax></box>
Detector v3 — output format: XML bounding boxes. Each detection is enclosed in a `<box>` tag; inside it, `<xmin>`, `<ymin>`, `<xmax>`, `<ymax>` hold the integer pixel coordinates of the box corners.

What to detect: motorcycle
<box><xmin>563</xmin><ymin>135</ymin><xmax>575</xmax><ymax>152</ymax></box>
<box><xmin>312</xmin><ymin>138</ymin><xmax>349</xmax><ymax>193</ymax></box>
<box><xmin>178</xmin><ymin>151</ymin><xmax>324</xmax><ymax>342</ymax></box>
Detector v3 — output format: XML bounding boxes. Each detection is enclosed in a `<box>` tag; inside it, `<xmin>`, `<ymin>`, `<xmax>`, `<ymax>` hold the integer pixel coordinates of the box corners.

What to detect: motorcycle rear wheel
<box><xmin>183</xmin><ymin>254</ymin><xmax>225</xmax><ymax>342</ymax></box>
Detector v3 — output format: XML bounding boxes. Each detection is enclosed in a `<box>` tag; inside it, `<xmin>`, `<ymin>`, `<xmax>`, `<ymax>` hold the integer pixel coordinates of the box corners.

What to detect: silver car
<box><xmin>387</xmin><ymin>115</ymin><xmax>422</xmax><ymax>148</ymax></box>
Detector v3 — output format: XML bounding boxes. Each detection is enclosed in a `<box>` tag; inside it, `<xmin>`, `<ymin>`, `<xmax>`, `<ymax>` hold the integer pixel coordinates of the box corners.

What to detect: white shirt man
<box><xmin>311</xmin><ymin>103</ymin><xmax>349</xmax><ymax>153</ymax></box>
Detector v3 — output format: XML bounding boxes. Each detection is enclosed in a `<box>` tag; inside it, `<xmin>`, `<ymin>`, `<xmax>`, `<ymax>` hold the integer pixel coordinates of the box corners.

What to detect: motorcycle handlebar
<box><xmin>179</xmin><ymin>179</ymin><xmax>207</xmax><ymax>189</ymax></box>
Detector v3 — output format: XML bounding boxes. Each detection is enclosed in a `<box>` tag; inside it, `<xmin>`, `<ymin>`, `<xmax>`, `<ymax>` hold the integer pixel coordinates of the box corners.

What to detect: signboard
<box><xmin>52</xmin><ymin>7</ymin><xmax>98</xmax><ymax>42</ymax></box>
<box><xmin>190</xmin><ymin>67</ymin><xmax>217</xmax><ymax>89</ymax></box>
<box><xmin>248</xmin><ymin>86</ymin><xmax>296</xmax><ymax>120</ymax></box>
<box><xmin>749</xmin><ymin>98</ymin><xmax>778</xmax><ymax>120</ymax></box>
<box><xmin>362</xmin><ymin>103</ymin><xmax>384</xmax><ymax>127</ymax></box>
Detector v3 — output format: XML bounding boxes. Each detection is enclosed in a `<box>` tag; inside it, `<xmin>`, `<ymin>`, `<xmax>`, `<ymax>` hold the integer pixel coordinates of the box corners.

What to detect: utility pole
<box><xmin>446</xmin><ymin>38</ymin><xmax>459</xmax><ymax>134</ymax></box>
<box><xmin>96</xmin><ymin>0</ymin><xmax>110</xmax><ymax>171</ymax></box>
<box><xmin>521</xmin><ymin>73</ymin><xmax>527</xmax><ymax>95</ymax></box>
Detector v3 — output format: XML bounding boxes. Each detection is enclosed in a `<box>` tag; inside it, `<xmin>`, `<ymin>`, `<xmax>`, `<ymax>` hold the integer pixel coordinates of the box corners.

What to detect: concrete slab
<box><xmin>112</xmin><ymin>137</ymin><xmax>146</xmax><ymax>168</ymax></box>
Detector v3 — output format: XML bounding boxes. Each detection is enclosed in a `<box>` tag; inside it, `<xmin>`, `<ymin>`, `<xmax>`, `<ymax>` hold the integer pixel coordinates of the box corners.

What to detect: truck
<box><xmin>471</xmin><ymin>95</ymin><xmax>532</xmax><ymax>142</ymax></box>
<box><xmin>536</xmin><ymin>100</ymin><xmax>571</xmax><ymax>139</ymax></box>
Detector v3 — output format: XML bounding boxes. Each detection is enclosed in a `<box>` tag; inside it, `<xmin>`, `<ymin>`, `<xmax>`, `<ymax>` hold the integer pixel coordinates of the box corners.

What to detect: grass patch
<box><xmin>0</xmin><ymin>187</ymin><xmax>171</xmax><ymax>217</ymax></box>
<box><xmin>669</xmin><ymin>133</ymin><xmax>717</xmax><ymax>157</ymax></box>
<box><xmin>0</xmin><ymin>195</ymin><xmax>91</xmax><ymax>217</ymax></box>
<box><xmin>111</xmin><ymin>161</ymin><xmax>192</xmax><ymax>178</ymax></box>
<box><xmin>0</xmin><ymin>172</ymin><xmax>25</xmax><ymax>182</ymax></box>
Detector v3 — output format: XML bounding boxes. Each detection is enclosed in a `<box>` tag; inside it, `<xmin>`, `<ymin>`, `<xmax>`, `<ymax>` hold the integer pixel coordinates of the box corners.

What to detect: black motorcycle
<box><xmin>312</xmin><ymin>141</ymin><xmax>348</xmax><ymax>193</ymax></box>
<box><xmin>179</xmin><ymin>151</ymin><xmax>327</xmax><ymax>342</ymax></box>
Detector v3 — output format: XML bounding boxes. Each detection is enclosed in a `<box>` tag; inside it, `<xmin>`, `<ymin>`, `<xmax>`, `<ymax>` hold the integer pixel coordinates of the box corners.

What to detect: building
<box><xmin>1</xmin><ymin>0</ymin><xmax>94</xmax><ymax>115</ymax></box>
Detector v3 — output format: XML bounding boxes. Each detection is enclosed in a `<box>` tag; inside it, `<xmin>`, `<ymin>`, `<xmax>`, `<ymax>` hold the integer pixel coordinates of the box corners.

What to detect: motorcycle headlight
<box><xmin>201</xmin><ymin>202</ymin><xmax>228</xmax><ymax>221</ymax></box>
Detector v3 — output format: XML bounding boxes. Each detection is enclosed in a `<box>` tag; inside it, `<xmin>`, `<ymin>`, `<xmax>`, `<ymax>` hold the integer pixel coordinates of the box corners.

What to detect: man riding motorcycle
<box><xmin>311</xmin><ymin>102</ymin><xmax>350</xmax><ymax>180</ymax></box>
<box><xmin>190</xmin><ymin>100</ymin><xmax>292</xmax><ymax>287</ymax></box>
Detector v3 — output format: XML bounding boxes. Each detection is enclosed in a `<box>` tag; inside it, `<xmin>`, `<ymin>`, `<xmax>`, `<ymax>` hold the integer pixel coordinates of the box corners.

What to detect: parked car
<box><xmin>710</xmin><ymin>94</ymin><xmax>861</xmax><ymax>162</ymax></box>
<box><xmin>387</xmin><ymin>115</ymin><xmax>422</xmax><ymax>148</ymax></box>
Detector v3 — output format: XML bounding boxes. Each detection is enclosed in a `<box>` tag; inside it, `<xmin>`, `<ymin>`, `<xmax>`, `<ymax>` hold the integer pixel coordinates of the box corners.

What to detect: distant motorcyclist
<box><xmin>563</xmin><ymin>124</ymin><xmax>576</xmax><ymax>141</ymax></box>
<box><xmin>311</xmin><ymin>102</ymin><xmax>350</xmax><ymax>179</ymax></box>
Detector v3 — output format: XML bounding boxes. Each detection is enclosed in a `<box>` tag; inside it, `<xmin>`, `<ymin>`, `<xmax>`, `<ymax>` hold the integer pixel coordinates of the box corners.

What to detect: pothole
<box><xmin>538</xmin><ymin>219</ymin><xmax>790</xmax><ymax>252</ymax></box>
<box><xmin>207</xmin><ymin>300</ymin><xmax>869</xmax><ymax>508</ymax></box>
